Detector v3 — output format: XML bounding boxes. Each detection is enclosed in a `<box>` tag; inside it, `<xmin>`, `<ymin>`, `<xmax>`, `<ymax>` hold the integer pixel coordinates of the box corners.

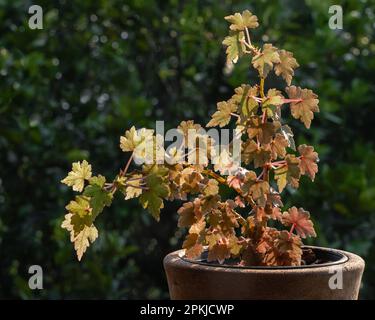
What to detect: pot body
<box><xmin>163</xmin><ymin>246</ymin><xmax>365</xmax><ymax>300</ymax></box>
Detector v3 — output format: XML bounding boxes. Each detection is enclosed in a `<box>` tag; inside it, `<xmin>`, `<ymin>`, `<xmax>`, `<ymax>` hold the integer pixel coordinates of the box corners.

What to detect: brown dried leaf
<box><xmin>242</xmin><ymin>139</ymin><xmax>271</xmax><ymax>168</ymax></box>
<box><xmin>286</xmin><ymin>86</ymin><xmax>319</xmax><ymax>129</ymax></box>
<box><xmin>270</xmin><ymin>133</ymin><xmax>288</xmax><ymax>160</ymax></box>
<box><xmin>274</xmin><ymin>50</ymin><xmax>299</xmax><ymax>85</ymax></box>
<box><xmin>207</xmin><ymin>242</ymin><xmax>231</xmax><ymax>264</ymax></box>
<box><xmin>298</xmin><ymin>144</ymin><xmax>319</xmax><ymax>181</ymax></box>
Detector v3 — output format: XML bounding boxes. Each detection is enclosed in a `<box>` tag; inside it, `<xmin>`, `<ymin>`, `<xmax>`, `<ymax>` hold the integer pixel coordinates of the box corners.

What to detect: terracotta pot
<box><xmin>163</xmin><ymin>246</ymin><xmax>365</xmax><ymax>300</ymax></box>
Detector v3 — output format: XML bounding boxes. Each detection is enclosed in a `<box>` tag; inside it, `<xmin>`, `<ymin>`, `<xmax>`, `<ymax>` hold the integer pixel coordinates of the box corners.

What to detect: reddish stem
<box><xmin>261</xmin><ymin>109</ymin><xmax>267</xmax><ymax>123</ymax></box>
<box><xmin>289</xmin><ymin>223</ymin><xmax>296</xmax><ymax>238</ymax></box>
<box><xmin>269</xmin><ymin>160</ymin><xmax>287</xmax><ymax>166</ymax></box>
<box><xmin>256</xmin><ymin>167</ymin><xmax>266</xmax><ymax>181</ymax></box>
<box><xmin>283</xmin><ymin>98</ymin><xmax>303</xmax><ymax>104</ymax></box>
<box><xmin>230</xmin><ymin>112</ymin><xmax>240</xmax><ymax>119</ymax></box>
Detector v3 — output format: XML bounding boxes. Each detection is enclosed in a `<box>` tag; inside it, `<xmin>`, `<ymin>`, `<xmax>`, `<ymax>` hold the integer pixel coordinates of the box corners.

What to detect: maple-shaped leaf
<box><xmin>62</xmin><ymin>196</ymin><xmax>98</xmax><ymax>261</ymax></box>
<box><xmin>274</xmin><ymin>50</ymin><xmax>299</xmax><ymax>85</ymax></box>
<box><xmin>201</xmin><ymin>194</ymin><xmax>221</xmax><ymax>213</ymax></box>
<box><xmin>270</xmin><ymin>133</ymin><xmax>288</xmax><ymax>160</ymax></box>
<box><xmin>282</xmin><ymin>207</ymin><xmax>317</xmax><ymax>238</ymax></box>
<box><xmin>222</xmin><ymin>31</ymin><xmax>246</xmax><ymax>64</ymax></box>
<box><xmin>230</xmin><ymin>85</ymin><xmax>259</xmax><ymax>117</ymax></box>
<box><xmin>177</xmin><ymin>202</ymin><xmax>196</xmax><ymax>227</ymax></box>
<box><xmin>207</xmin><ymin>101</ymin><xmax>237</xmax><ymax>127</ymax></box>
<box><xmin>241</xmin><ymin>172</ymin><xmax>270</xmax><ymax>207</ymax></box>
<box><xmin>274</xmin><ymin>154</ymin><xmax>301</xmax><ymax>192</ymax></box>
<box><xmin>182</xmin><ymin>233</ymin><xmax>203</xmax><ymax>259</ymax></box>
<box><xmin>61</xmin><ymin>160</ymin><xmax>92</xmax><ymax>192</ymax></box>
<box><xmin>189</xmin><ymin>218</ymin><xmax>206</xmax><ymax>234</ymax></box>
<box><xmin>83</xmin><ymin>175</ymin><xmax>113</xmax><ymax>218</ymax></box>
<box><xmin>207</xmin><ymin>208</ymin><xmax>222</xmax><ymax>227</ymax></box>
<box><xmin>65</xmin><ymin>195</ymin><xmax>92</xmax><ymax>218</ymax></box>
<box><xmin>275</xmin><ymin>230</ymin><xmax>303</xmax><ymax>266</ymax></box>
<box><xmin>225</xmin><ymin>10</ymin><xmax>259</xmax><ymax>31</ymax></box>
<box><xmin>298</xmin><ymin>144</ymin><xmax>319</xmax><ymax>181</ymax></box>
<box><xmin>120</xmin><ymin>126</ymin><xmax>154</xmax><ymax>152</ymax></box>
<box><xmin>286</xmin><ymin>86</ymin><xmax>319</xmax><ymax>128</ymax></box>
<box><xmin>207</xmin><ymin>242</ymin><xmax>231</xmax><ymax>264</ymax></box>
<box><xmin>62</xmin><ymin>213</ymin><xmax>98</xmax><ymax>261</ymax></box>
<box><xmin>177</xmin><ymin>120</ymin><xmax>202</xmax><ymax>146</ymax></box>
<box><xmin>180</xmin><ymin>167</ymin><xmax>204</xmax><ymax>194</ymax></box>
<box><xmin>119</xmin><ymin>126</ymin><xmax>138</xmax><ymax>151</ymax></box>
<box><xmin>139</xmin><ymin>172</ymin><xmax>170</xmax><ymax>221</ymax></box>
<box><xmin>256</xmin><ymin>227</ymin><xmax>279</xmax><ymax>256</ymax></box>
<box><xmin>250</xmin><ymin>181</ymin><xmax>270</xmax><ymax>207</ymax></box>
<box><xmin>247</xmin><ymin>116</ymin><xmax>281</xmax><ymax>145</ymax></box>
<box><xmin>242</xmin><ymin>139</ymin><xmax>271</xmax><ymax>168</ymax></box>
<box><xmin>262</xmin><ymin>89</ymin><xmax>284</xmax><ymax>119</ymax></box>
<box><xmin>252</xmin><ymin>44</ymin><xmax>280</xmax><ymax>78</ymax></box>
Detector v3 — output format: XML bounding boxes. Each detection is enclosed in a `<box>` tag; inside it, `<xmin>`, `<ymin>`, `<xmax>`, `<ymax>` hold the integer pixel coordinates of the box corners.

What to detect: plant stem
<box><xmin>289</xmin><ymin>223</ymin><xmax>296</xmax><ymax>238</ymax></box>
<box><xmin>121</xmin><ymin>153</ymin><xmax>134</xmax><ymax>177</ymax></box>
<box><xmin>261</xmin><ymin>109</ymin><xmax>267</xmax><ymax>123</ymax></box>
<box><xmin>256</xmin><ymin>167</ymin><xmax>266</xmax><ymax>181</ymax></box>
<box><xmin>245</xmin><ymin>27</ymin><xmax>251</xmax><ymax>46</ymax></box>
<box><xmin>283</xmin><ymin>98</ymin><xmax>303</xmax><ymax>104</ymax></box>
<box><xmin>202</xmin><ymin>169</ymin><xmax>227</xmax><ymax>184</ymax></box>
<box><xmin>270</xmin><ymin>160</ymin><xmax>287</xmax><ymax>166</ymax></box>
<box><xmin>230</xmin><ymin>112</ymin><xmax>240</xmax><ymax>119</ymax></box>
<box><xmin>124</xmin><ymin>183</ymin><xmax>148</xmax><ymax>190</ymax></box>
<box><xmin>259</xmin><ymin>77</ymin><xmax>265</xmax><ymax>98</ymax></box>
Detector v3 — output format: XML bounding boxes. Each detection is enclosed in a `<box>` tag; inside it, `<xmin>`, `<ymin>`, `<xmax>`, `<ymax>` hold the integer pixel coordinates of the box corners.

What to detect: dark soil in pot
<box><xmin>163</xmin><ymin>246</ymin><xmax>365</xmax><ymax>300</ymax></box>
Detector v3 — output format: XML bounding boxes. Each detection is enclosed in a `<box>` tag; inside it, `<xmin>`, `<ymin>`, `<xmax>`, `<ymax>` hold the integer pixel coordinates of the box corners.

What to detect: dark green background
<box><xmin>1</xmin><ymin>0</ymin><xmax>374</xmax><ymax>299</ymax></box>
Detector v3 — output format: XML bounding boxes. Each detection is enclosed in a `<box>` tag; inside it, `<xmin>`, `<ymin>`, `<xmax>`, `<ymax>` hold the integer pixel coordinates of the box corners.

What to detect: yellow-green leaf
<box><xmin>120</xmin><ymin>126</ymin><xmax>154</xmax><ymax>152</ymax></box>
<box><xmin>65</xmin><ymin>196</ymin><xmax>92</xmax><ymax>218</ymax></box>
<box><xmin>139</xmin><ymin>172</ymin><xmax>170</xmax><ymax>220</ymax></box>
<box><xmin>252</xmin><ymin>44</ymin><xmax>280</xmax><ymax>78</ymax></box>
<box><xmin>230</xmin><ymin>85</ymin><xmax>259</xmax><ymax>118</ymax></box>
<box><xmin>62</xmin><ymin>213</ymin><xmax>98</xmax><ymax>261</ymax></box>
<box><xmin>61</xmin><ymin>160</ymin><xmax>92</xmax><ymax>192</ymax></box>
<box><xmin>83</xmin><ymin>178</ymin><xmax>113</xmax><ymax>218</ymax></box>
<box><xmin>222</xmin><ymin>31</ymin><xmax>246</xmax><ymax>64</ymax></box>
<box><xmin>207</xmin><ymin>101</ymin><xmax>237</xmax><ymax>127</ymax></box>
<box><xmin>224</xmin><ymin>10</ymin><xmax>259</xmax><ymax>31</ymax></box>
<box><xmin>274</xmin><ymin>155</ymin><xmax>301</xmax><ymax>192</ymax></box>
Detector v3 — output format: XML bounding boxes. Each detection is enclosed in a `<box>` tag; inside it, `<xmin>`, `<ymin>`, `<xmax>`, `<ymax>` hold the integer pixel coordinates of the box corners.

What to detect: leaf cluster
<box><xmin>61</xmin><ymin>10</ymin><xmax>319</xmax><ymax>266</ymax></box>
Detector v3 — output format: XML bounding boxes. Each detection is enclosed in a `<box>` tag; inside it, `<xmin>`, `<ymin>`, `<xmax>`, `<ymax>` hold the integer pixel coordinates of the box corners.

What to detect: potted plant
<box><xmin>60</xmin><ymin>10</ymin><xmax>364</xmax><ymax>300</ymax></box>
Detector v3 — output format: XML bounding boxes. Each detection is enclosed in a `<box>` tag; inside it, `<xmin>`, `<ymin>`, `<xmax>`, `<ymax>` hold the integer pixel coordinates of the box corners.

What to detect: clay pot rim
<box><xmin>179</xmin><ymin>245</ymin><xmax>352</xmax><ymax>270</ymax></box>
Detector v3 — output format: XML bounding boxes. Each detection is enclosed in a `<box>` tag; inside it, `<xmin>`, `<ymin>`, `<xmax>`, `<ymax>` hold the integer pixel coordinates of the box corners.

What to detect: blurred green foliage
<box><xmin>0</xmin><ymin>0</ymin><xmax>374</xmax><ymax>299</ymax></box>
